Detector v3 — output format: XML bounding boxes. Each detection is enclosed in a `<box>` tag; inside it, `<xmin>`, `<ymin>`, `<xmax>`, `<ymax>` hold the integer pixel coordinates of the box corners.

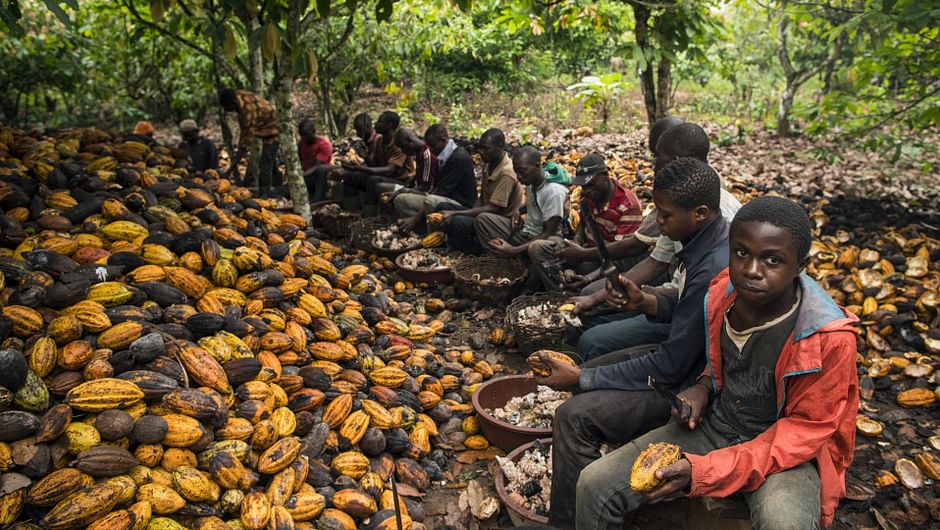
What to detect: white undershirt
<box><xmin>724</xmin><ymin>287</ymin><xmax>802</xmax><ymax>351</ymax></box>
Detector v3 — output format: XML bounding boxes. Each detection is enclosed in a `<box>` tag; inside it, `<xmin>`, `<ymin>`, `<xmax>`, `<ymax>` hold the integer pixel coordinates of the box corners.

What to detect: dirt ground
<box><xmin>347</xmin><ymin>124</ymin><xmax>939</xmax><ymax>529</ymax></box>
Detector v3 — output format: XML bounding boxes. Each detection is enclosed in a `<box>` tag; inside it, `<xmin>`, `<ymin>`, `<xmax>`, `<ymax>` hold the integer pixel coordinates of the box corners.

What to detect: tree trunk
<box><xmin>777</xmin><ymin>83</ymin><xmax>796</xmax><ymax>137</ymax></box>
<box><xmin>655</xmin><ymin>57</ymin><xmax>672</xmax><ymax>121</ymax></box>
<box><xmin>632</xmin><ymin>1</ymin><xmax>658</xmax><ymax>125</ymax></box>
<box><xmin>276</xmin><ymin>0</ymin><xmax>311</xmax><ymax>221</ymax></box>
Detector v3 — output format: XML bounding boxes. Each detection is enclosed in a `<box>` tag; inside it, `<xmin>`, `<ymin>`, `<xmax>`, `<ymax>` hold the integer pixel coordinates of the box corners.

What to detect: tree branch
<box><xmin>121</xmin><ymin>0</ymin><xmax>248</xmax><ymax>83</ymax></box>
<box><xmin>852</xmin><ymin>82</ymin><xmax>940</xmax><ymax>136</ymax></box>
<box><xmin>322</xmin><ymin>11</ymin><xmax>356</xmax><ymax>64</ymax></box>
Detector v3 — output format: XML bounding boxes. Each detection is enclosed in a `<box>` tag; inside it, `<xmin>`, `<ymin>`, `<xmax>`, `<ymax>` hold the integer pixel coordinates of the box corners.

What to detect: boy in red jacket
<box><xmin>572</xmin><ymin>196</ymin><xmax>859</xmax><ymax>529</ymax></box>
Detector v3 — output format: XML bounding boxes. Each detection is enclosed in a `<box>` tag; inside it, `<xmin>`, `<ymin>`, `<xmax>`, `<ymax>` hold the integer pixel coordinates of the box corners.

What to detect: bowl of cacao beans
<box><xmin>471</xmin><ymin>375</ymin><xmax>566</xmax><ymax>451</ymax></box>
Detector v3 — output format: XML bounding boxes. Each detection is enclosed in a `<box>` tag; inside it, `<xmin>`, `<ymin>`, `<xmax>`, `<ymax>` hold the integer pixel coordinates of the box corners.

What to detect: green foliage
<box><xmin>566</xmin><ymin>73</ymin><xmax>626</xmax><ymax>130</ymax></box>
<box><xmin>0</xmin><ymin>0</ymin><xmax>215</xmax><ymax>128</ymax></box>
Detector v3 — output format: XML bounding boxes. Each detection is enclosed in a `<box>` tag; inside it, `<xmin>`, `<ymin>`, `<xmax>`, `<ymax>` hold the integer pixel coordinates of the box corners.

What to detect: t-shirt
<box><xmin>373</xmin><ymin>133</ymin><xmax>416</xmax><ymax>177</ymax></box>
<box><xmin>705</xmin><ymin>289</ymin><xmax>802</xmax><ymax>442</ymax></box>
<box><xmin>582</xmin><ymin>181</ymin><xmax>643</xmax><ymax>246</ymax></box>
<box><xmin>235</xmin><ymin>90</ymin><xmax>279</xmax><ymax>150</ymax></box>
<box><xmin>433</xmin><ymin>145</ymin><xmax>476</xmax><ymax>207</ymax></box>
<box><xmin>480</xmin><ymin>154</ymin><xmax>523</xmax><ymax>216</ymax></box>
<box><xmin>178</xmin><ymin>137</ymin><xmax>219</xmax><ymax>173</ymax></box>
<box><xmin>523</xmin><ymin>181</ymin><xmax>568</xmax><ymax>237</ymax></box>
<box><xmin>298</xmin><ymin>136</ymin><xmax>332</xmax><ymax>170</ymax></box>
<box><xmin>414</xmin><ymin>144</ymin><xmax>439</xmax><ymax>190</ymax></box>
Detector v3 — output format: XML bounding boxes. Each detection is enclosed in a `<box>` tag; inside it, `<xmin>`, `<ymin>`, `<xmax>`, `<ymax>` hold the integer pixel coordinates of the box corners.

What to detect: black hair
<box><xmin>218</xmin><ymin>88</ymin><xmax>237</xmax><ymax>107</ymax></box>
<box><xmin>513</xmin><ymin>145</ymin><xmax>541</xmax><ymax>165</ymax></box>
<box><xmin>653</xmin><ymin>157</ymin><xmax>720</xmax><ymax>211</ymax></box>
<box><xmin>393</xmin><ymin>127</ymin><xmax>416</xmax><ymax>147</ymax></box>
<box><xmin>424</xmin><ymin>123</ymin><xmax>448</xmax><ymax>142</ymax></box>
<box><xmin>656</xmin><ymin>122</ymin><xmax>710</xmax><ymax>162</ymax></box>
<box><xmin>353</xmin><ymin>113</ymin><xmax>372</xmax><ymax>129</ymax></box>
<box><xmin>480</xmin><ymin>128</ymin><xmax>506</xmax><ymax>148</ymax></box>
<box><xmin>649</xmin><ymin>116</ymin><xmax>683</xmax><ymax>152</ymax></box>
<box><xmin>378</xmin><ymin>111</ymin><xmax>400</xmax><ymax>130</ymax></box>
<box><xmin>730</xmin><ymin>196</ymin><xmax>813</xmax><ymax>261</ymax></box>
<box><xmin>299</xmin><ymin>118</ymin><xmax>315</xmax><ymax>134</ymax></box>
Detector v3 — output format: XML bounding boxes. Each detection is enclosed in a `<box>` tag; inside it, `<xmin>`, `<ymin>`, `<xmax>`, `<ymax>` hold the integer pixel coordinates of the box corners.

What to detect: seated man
<box><xmin>391</xmin><ymin>124</ymin><xmax>476</xmax><ymax>234</ymax></box>
<box><xmin>476</xmin><ymin>145</ymin><xmax>568</xmax><ymax>260</ymax></box>
<box><xmin>572</xmin><ymin>196</ymin><xmax>858</xmax><ymax>530</ymax></box>
<box><xmin>341</xmin><ymin>111</ymin><xmax>414</xmax><ymax>216</ymax></box>
<box><xmin>178</xmin><ymin>119</ymin><xmax>219</xmax><ymax>174</ymax></box>
<box><xmin>437</xmin><ymin>128</ymin><xmax>522</xmax><ymax>253</ymax></box>
<box><xmin>556</xmin><ymin>117</ymin><xmax>682</xmax><ymax>291</ymax></box>
<box><xmin>573</xmin><ymin>122</ymin><xmax>742</xmax><ymax>360</ymax></box>
<box><xmin>538</xmin><ymin>157</ymin><xmax>729</xmax><ymax>529</ymax></box>
<box><xmin>297</xmin><ymin>118</ymin><xmax>332</xmax><ymax>203</ymax></box>
<box><xmin>529</xmin><ymin>152</ymin><xmax>643</xmax><ymax>290</ymax></box>
<box><xmin>374</xmin><ymin>128</ymin><xmax>438</xmax><ymax>215</ymax></box>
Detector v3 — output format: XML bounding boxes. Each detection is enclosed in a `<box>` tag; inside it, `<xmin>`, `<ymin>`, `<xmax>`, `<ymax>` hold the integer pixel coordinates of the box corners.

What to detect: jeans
<box><xmin>577</xmin><ymin>314</ymin><xmax>671</xmax><ymax>362</ymax></box>
<box><xmin>575</xmin><ymin>420</ymin><xmax>821</xmax><ymax>530</ymax></box>
<box><xmin>549</xmin><ymin>346</ymin><xmax>671</xmax><ymax>530</ymax></box>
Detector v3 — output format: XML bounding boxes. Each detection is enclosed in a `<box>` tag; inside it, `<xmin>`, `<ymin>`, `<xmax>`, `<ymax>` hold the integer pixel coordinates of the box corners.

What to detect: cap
<box><xmin>132</xmin><ymin>121</ymin><xmax>155</xmax><ymax>136</ymax></box>
<box><xmin>179</xmin><ymin>119</ymin><xmax>199</xmax><ymax>133</ymax></box>
<box><xmin>572</xmin><ymin>153</ymin><xmax>607</xmax><ymax>186</ymax></box>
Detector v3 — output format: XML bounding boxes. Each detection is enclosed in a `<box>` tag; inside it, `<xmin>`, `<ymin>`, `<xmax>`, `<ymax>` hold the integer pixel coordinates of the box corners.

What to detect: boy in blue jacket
<box><xmin>540</xmin><ymin>157</ymin><xmax>729</xmax><ymax>529</ymax></box>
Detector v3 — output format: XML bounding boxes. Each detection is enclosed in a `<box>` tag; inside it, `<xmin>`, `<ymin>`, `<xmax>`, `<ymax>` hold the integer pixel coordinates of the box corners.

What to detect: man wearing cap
<box><xmin>528</xmin><ymin>153</ymin><xmax>644</xmax><ymax>290</ymax></box>
<box><xmin>178</xmin><ymin>119</ymin><xmax>219</xmax><ymax>174</ymax></box>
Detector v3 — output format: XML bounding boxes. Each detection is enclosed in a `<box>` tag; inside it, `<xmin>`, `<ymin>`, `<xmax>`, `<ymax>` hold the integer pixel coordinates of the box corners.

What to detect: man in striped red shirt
<box><xmin>531</xmin><ymin>153</ymin><xmax>643</xmax><ymax>289</ymax></box>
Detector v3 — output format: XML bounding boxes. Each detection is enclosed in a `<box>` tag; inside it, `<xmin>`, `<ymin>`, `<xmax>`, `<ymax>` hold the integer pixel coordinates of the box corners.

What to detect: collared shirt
<box><xmin>437</xmin><ymin>139</ymin><xmax>458</xmax><ymax>166</ymax></box>
<box><xmin>582</xmin><ymin>181</ymin><xmax>643</xmax><ymax>246</ymax></box>
<box><xmin>414</xmin><ymin>143</ymin><xmax>439</xmax><ymax>190</ymax></box>
<box><xmin>178</xmin><ymin>137</ymin><xmax>219</xmax><ymax>173</ymax></box>
<box><xmin>480</xmin><ymin>154</ymin><xmax>523</xmax><ymax>216</ymax></box>
<box><xmin>298</xmin><ymin>136</ymin><xmax>332</xmax><ymax>170</ymax></box>
<box><xmin>235</xmin><ymin>90</ymin><xmax>279</xmax><ymax>150</ymax></box>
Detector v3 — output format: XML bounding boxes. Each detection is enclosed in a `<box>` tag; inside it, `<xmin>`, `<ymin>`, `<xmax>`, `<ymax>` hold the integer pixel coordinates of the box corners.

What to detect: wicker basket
<box><xmin>318</xmin><ymin>211</ymin><xmax>361</xmax><ymax>239</ymax></box>
<box><xmin>348</xmin><ymin>217</ymin><xmax>391</xmax><ymax>251</ymax></box>
<box><xmin>506</xmin><ymin>292</ymin><xmax>578</xmax><ymax>354</ymax></box>
<box><xmin>453</xmin><ymin>256</ymin><xmax>527</xmax><ymax>304</ymax></box>
<box><xmin>308</xmin><ymin>200</ymin><xmax>338</xmax><ymax>228</ymax></box>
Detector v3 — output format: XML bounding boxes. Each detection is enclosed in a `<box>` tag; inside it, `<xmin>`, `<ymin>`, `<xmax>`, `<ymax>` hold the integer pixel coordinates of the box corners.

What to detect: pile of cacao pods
<box><xmin>803</xmin><ymin>199</ymin><xmax>940</xmax><ymax>510</ymax></box>
<box><xmin>0</xmin><ymin>124</ymin><xmax>499</xmax><ymax>530</ymax></box>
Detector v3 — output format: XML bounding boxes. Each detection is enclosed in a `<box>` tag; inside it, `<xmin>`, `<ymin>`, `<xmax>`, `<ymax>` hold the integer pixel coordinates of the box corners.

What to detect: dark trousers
<box><xmin>304</xmin><ymin>165</ymin><xmax>329</xmax><ymax>203</ymax></box>
<box><xmin>549</xmin><ymin>346</ymin><xmax>671</xmax><ymax>530</ymax></box>
<box><xmin>434</xmin><ymin>203</ymin><xmax>482</xmax><ymax>254</ymax></box>
<box><xmin>342</xmin><ymin>171</ymin><xmax>402</xmax><ymax>205</ymax></box>
<box><xmin>258</xmin><ymin>141</ymin><xmax>281</xmax><ymax>191</ymax></box>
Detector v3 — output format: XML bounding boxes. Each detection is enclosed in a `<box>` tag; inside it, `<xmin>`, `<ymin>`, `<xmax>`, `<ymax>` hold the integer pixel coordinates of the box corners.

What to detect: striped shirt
<box><xmin>582</xmin><ymin>181</ymin><xmax>643</xmax><ymax>246</ymax></box>
<box><xmin>414</xmin><ymin>143</ymin><xmax>439</xmax><ymax>190</ymax></box>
